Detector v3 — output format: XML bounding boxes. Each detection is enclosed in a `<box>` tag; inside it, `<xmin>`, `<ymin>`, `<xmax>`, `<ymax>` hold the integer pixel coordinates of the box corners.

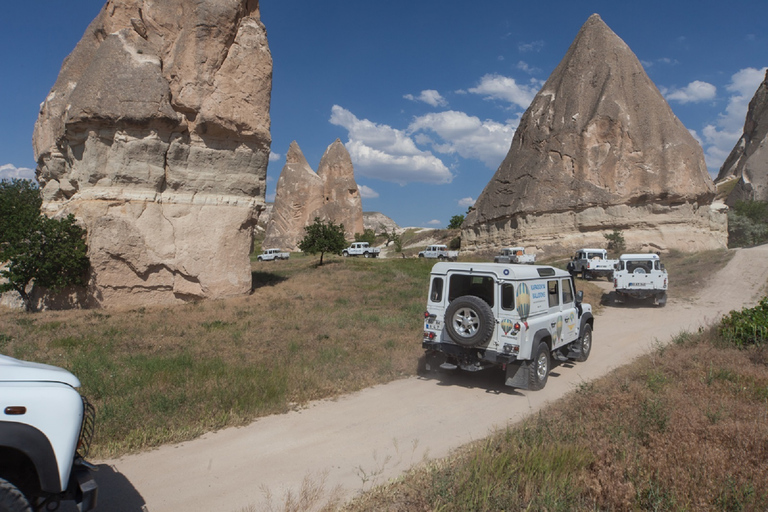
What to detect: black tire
<box><xmin>418</xmin><ymin>254</ymin><xmax>424</xmax><ymax>258</ymax></box>
<box><xmin>0</xmin><ymin>478</ymin><xmax>32</xmax><ymax>512</ymax></box>
<box><xmin>444</xmin><ymin>295</ymin><xmax>495</xmax><ymax>347</ymax></box>
<box><xmin>364</xmin><ymin>252</ymin><xmax>371</xmax><ymax>258</ymax></box>
<box><xmin>658</xmin><ymin>292</ymin><xmax>667</xmax><ymax>307</ymax></box>
<box><xmin>342</xmin><ymin>251</ymin><xmax>349</xmax><ymax>257</ymax></box>
<box><xmin>574</xmin><ymin>324</ymin><xmax>592</xmax><ymax>362</ymax></box>
<box><xmin>528</xmin><ymin>341</ymin><xmax>551</xmax><ymax>391</ymax></box>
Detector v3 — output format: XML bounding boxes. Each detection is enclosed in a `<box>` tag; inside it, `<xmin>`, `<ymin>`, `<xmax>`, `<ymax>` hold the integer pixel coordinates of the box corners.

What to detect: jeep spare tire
<box><xmin>444</xmin><ymin>295</ymin><xmax>494</xmax><ymax>347</ymax></box>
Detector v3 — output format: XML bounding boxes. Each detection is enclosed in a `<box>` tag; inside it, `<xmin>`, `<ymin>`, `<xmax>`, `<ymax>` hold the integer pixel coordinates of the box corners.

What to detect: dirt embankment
<box><xmin>89</xmin><ymin>245</ymin><xmax>768</xmax><ymax>512</ymax></box>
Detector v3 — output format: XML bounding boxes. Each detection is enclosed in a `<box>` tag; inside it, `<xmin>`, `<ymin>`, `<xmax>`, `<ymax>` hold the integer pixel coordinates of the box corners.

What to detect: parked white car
<box><xmin>493</xmin><ymin>247</ymin><xmax>536</xmax><ymax>264</ymax></box>
<box><xmin>342</xmin><ymin>242</ymin><xmax>380</xmax><ymax>258</ymax></box>
<box><xmin>568</xmin><ymin>248</ymin><xmax>618</xmax><ymax>280</ymax></box>
<box><xmin>257</xmin><ymin>248</ymin><xmax>290</xmax><ymax>261</ymax></box>
<box><xmin>422</xmin><ymin>262</ymin><xmax>594</xmax><ymax>390</ymax></box>
<box><xmin>418</xmin><ymin>244</ymin><xmax>459</xmax><ymax>261</ymax></box>
<box><xmin>0</xmin><ymin>355</ymin><xmax>98</xmax><ymax>511</ymax></box>
<box><xmin>613</xmin><ymin>253</ymin><xmax>668</xmax><ymax>306</ymax></box>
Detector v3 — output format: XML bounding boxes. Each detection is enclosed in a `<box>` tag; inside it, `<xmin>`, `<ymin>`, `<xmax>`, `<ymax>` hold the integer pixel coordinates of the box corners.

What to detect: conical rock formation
<box><xmin>463</xmin><ymin>14</ymin><xmax>726</xmax><ymax>254</ymax></box>
<box><xmin>32</xmin><ymin>0</ymin><xmax>272</xmax><ymax>308</ymax></box>
<box><xmin>716</xmin><ymin>69</ymin><xmax>768</xmax><ymax>205</ymax></box>
<box><xmin>263</xmin><ymin>140</ymin><xmax>363</xmax><ymax>251</ymax></box>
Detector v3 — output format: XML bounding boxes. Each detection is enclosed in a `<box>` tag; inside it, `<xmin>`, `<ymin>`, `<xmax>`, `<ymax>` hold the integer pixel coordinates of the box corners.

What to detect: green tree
<box><xmin>604</xmin><ymin>229</ymin><xmax>626</xmax><ymax>254</ymax></box>
<box><xmin>447</xmin><ymin>214</ymin><xmax>465</xmax><ymax>230</ymax></box>
<box><xmin>0</xmin><ymin>179</ymin><xmax>90</xmax><ymax>311</ymax></box>
<box><xmin>728</xmin><ymin>200</ymin><xmax>768</xmax><ymax>247</ymax></box>
<box><xmin>298</xmin><ymin>217</ymin><xmax>347</xmax><ymax>266</ymax></box>
<box><xmin>354</xmin><ymin>228</ymin><xmax>376</xmax><ymax>245</ymax></box>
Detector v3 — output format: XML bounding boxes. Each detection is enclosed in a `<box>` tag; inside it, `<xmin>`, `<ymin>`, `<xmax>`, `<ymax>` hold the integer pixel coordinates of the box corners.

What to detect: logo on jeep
<box><xmin>501</xmin><ymin>318</ymin><xmax>514</xmax><ymax>334</ymax></box>
<box><xmin>516</xmin><ymin>283</ymin><xmax>530</xmax><ymax>320</ymax></box>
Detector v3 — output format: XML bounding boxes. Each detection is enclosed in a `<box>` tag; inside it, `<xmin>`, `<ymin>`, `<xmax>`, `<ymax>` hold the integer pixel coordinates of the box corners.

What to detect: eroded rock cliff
<box><xmin>463</xmin><ymin>14</ymin><xmax>726</xmax><ymax>254</ymax></box>
<box><xmin>33</xmin><ymin>0</ymin><xmax>272</xmax><ymax>308</ymax></box>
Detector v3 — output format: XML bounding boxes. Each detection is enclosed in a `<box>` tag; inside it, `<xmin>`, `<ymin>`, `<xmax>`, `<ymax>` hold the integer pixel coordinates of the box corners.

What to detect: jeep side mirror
<box><xmin>575</xmin><ymin>290</ymin><xmax>583</xmax><ymax>303</ymax></box>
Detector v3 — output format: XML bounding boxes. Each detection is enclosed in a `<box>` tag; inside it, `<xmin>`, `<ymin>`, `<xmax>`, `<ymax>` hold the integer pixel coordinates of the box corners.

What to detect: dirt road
<box><xmin>91</xmin><ymin>245</ymin><xmax>768</xmax><ymax>512</ymax></box>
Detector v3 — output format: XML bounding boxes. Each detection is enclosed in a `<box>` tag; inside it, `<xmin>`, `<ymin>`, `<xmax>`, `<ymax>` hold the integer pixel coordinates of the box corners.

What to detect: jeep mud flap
<box><xmin>505</xmin><ymin>360</ymin><xmax>530</xmax><ymax>390</ymax></box>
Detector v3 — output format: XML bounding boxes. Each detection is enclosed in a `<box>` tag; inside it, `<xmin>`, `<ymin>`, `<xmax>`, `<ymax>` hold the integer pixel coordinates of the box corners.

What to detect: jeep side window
<box><xmin>561</xmin><ymin>279</ymin><xmax>574</xmax><ymax>304</ymax></box>
<box><xmin>430</xmin><ymin>278</ymin><xmax>443</xmax><ymax>302</ymax></box>
<box><xmin>548</xmin><ymin>280</ymin><xmax>559</xmax><ymax>307</ymax></box>
<box><xmin>501</xmin><ymin>283</ymin><xmax>515</xmax><ymax>310</ymax></box>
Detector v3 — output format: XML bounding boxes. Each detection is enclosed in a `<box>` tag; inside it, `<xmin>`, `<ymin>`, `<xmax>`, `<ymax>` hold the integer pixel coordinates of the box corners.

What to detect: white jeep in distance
<box><xmin>257</xmin><ymin>248</ymin><xmax>290</xmax><ymax>261</ymax></box>
<box><xmin>613</xmin><ymin>253</ymin><xmax>668</xmax><ymax>306</ymax></box>
<box><xmin>0</xmin><ymin>355</ymin><xmax>98</xmax><ymax>511</ymax></box>
<box><xmin>422</xmin><ymin>262</ymin><xmax>594</xmax><ymax>390</ymax></box>
<box><xmin>342</xmin><ymin>242</ymin><xmax>380</xmax><ymax>258</ymax></box>
<box><xmin>493</xmin><ymin>247</ymin><xmax>536</xmax><ymax>264</ymax></box>
<box><xmin>569</xmin><ymin>248</ymin><xmax>618</xmax><ymax>280</ymax></box>
<box><xmin>418</xmin><ymin>244</ymin><xmax>459</xmax><ymax>261</ymax></box>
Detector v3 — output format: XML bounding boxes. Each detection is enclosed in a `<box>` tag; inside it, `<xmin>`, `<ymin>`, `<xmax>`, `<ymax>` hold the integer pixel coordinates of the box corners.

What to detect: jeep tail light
<box><xmin>424</xmin><ymin>311</ymin><xmax>430</xmax><ymax>318</ymax></box>
<box><xmin>514</xmin><ymin>322</ymin><xmax>521</xmax><ymax>331</ymax></box>
<box><xmin>424</xmin><ymin>331</ymin><xmax>436</xmax><ymax>341</ymax></box>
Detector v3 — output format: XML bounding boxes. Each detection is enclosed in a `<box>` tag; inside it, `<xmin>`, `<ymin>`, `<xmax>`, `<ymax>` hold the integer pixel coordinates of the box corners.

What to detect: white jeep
<box><xmin>568</xmin><ymin>248</ymin><xmax>618</xmax><ymax>280</ymax></box>
<box><xmin>422</xmin><ymin>262</ymin><xmax>594</xmax><ymax>390</ymax></box>
<box><xmin>257</xmin><ymin>248</ymin><xmax>290</xmax><ymax>261</ymax></box>
<box><xmin>613</xmin><ymin>253</ymin><xmax>668</xmax><ymax>306</ymax></box>
<box><xmin>342</xmin><ymin>242</ymin><xmax>380</xmax><ymax>258</ymax></box>
<box><xmin>493</xmin><ymin>247</ymin><xmax>536</xmax><ymax>264</ymax></box>
<box><xmin>418</xmin><ymin>244</ymin><xmax>459</xmax><ymax>261</ymax></box>
<box><xmin>0</xmin><ymin>355</ymin><xmax>98</xmax><ymax>511</ymax></box>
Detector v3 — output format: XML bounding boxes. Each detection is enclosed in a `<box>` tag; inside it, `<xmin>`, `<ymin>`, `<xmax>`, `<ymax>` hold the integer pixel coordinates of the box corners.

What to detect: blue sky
<box><xmin>1</xmin><ymin>1</ymin><xmax>766</xmax><ymax>228</ymax></box>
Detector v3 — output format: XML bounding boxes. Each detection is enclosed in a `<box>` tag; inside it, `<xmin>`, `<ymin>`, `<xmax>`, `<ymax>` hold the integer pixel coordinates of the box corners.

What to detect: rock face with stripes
<box><xmin>263</xmin><ymin>140</ymin><xmax>364</xmax><ymax>251</ymax></box>
<box><xmin>32</xmin><ymin>0</ymin><xmax>272</xmax><ymax>308</ymax></box>
<box><xmin>462</xmin><ymin>14</ymin><xmax>727</xmax><ymax>255</ymax></box>
<box><xmin>716</xmin><ymin>69</ymin><xmax>768</xmax><ymax>205</ymax></box>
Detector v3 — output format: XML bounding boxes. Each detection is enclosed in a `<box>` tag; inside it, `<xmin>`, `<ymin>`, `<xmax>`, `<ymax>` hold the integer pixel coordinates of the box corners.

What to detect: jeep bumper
<box><xmin>70</xmin><ymin>465</ymin><xmax>98</xmax><ymax>511</ymax></box>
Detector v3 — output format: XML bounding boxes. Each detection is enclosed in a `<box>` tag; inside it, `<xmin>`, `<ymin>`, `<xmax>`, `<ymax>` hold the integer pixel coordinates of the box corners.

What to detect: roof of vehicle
<box><xmin>577</xmin><ymin>248</ymin><xmax>608</xmax><ymax>253</ymax></box>
<box><xmin>0</xmin><ymin>354</ymin><xmax>80</xmax><ymax>387</ymax></box>
<box><xmin>619</xmin><ymin>253</ymin><xmax>661</xmax><ymax>260</ymax></box>
<box><xmin>430</xmin><ymin>261</ymin><xmax>569</xmax><ymax>280</ymax></box>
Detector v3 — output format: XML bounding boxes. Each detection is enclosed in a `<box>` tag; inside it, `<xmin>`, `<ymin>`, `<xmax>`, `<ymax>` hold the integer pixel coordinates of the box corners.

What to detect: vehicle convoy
<box><xmin>257</xmin><ymin>248</ymin><xmax>290</xmax><ymax>261</ymax></box>
<box><xmin>422</xmin><ymin>262</ymin><xmax>594</xmax><ymax>390</ymax></box>
<box><xmin>613</xmin><ymin>253</ymin><xmax>668</xmax><ymax>306</ymax></box>
<box><xmin>568</xmin><ymin>248</ymin><xmax>618</xmax><ymax>280</ymax></box>
<box><xmin>493</xmin><ymin>247</ymin><xmax>536</xmax><ymax>264</ymax></box>
<box><xmin>342</xmin><ymin>242</ymin><xmax>380</xmax><ymax>258</ymax></box>
<box><xmin>0</xmin><ymin>355</ymin><xmax>97</xmax><ymax>512</ymax></box>
<box><xmin>418</xmin><ymin>244</ymin><xmax>459</xmax><ymax>261</ymax></box>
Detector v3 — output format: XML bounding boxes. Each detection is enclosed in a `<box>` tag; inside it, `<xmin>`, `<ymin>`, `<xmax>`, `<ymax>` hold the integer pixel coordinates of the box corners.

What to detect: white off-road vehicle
<box><xmin>613</xmin><ymin>253</ymin><xmax>668</xmax><ymax>306</ymax></box>
<box><xmin>342</xmin><ymin>242</ymin><xmax>380</xmax><ymax>258</ymax></box>
<box><xmin>418</xmin><ymin>244</ymin><xmax>459</xmax><ymax>261</ymax></box>
<box><xmin>257</xmin><ymin>248</ymin><xmax>290</xmax><ymax>261</ymax></box>
<box><xmin>568</xmin><ymin>248</ymin><xmax>618</xmax><ymax>280</ymax></box>
<box><xmin>493</xmin><ymin>247</ymin><xmax>536</xmax><ymax>264</ymax></box>
<box><xmin>422</xmin><ymin>262</ymin><xmax>594</xmax><ymax>390</ymax></box>
<box><xmin>0</xmin><ymin>355</ymin><xmax>97</xmax><ymax>511</ymax></box>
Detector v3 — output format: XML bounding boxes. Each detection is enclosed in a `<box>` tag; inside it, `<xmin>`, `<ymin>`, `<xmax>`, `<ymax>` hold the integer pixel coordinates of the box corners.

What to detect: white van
<box><xmin>422</xmin><ymin>262</ymin><xmax>594</xmax><ymax>390</ymax></box>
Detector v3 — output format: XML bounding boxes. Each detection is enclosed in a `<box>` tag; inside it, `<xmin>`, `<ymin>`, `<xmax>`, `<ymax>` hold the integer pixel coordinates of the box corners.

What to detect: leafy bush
<box><xmin>719</xmin><ymin>297</ymin><xmax>768</xmax><ymax>346</ymax></box>
<box><xmin>298</xmin><ymin>217</ymin><xmax>347</xmax><ymax>265</ymax></box>
<box><xmin>603</xmin><ymin>229</ymin><xmax>625</xmax><ymax>253</ymax></box>
<box><xmin>449</xmin><ymin>236</ymin><xmax>461</xmax><ymax>250</ymax></box>
<box><xmin>727</xmin><ymin>200</ymin><xmax>768</xmax><ymax>247</ymax></box>
<box><xmin>354</xmin><ymin>228</ymin><xmax>376</xmax><ymax>245</ymax></box>
<box><xmin>447</xmin><ymin>214</ymin><xmax>464</xmax><ymax>230</ymax></box>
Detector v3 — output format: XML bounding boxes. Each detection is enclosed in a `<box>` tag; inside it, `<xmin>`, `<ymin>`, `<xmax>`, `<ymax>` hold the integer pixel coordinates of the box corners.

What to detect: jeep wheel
<box><xmin>574</xmin><ymin>324</ymin><xmax>592</xmax><ymax>362</ymax></box>
<box><xmin>342</xmin><ymin>251</ymin><xmax>349</xmax><ymax>257</ymax></box>
<box><xmin>364</xmin><ymin>252</ymin><xmax>371</xmax><ymax>258</ymax></box>
<box><xmin>0</xmin><ymin>479</ymin><xmax>32</xmax><ymax>512</ymax></box>
<box><xmin>444</xmin><ymin>295</ymin><xmax>494</xmax><ymax>347</ymax></box>
<box><xmin>528</xmin><ymin>341</ymin><xmax>551</xmax><ymax>390</ymax></box>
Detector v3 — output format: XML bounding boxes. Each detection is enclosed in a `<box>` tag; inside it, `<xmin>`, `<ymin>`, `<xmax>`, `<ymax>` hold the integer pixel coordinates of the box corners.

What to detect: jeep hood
<box><xmin>0</xmin><ymin>354</ymin><xmax>81</xmax><ymax>387</ymax></box>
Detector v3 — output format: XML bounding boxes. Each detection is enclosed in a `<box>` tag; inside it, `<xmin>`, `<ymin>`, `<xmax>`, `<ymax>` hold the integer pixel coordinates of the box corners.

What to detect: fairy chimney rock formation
<box><xmin>463</xmin><ymin>14</ymin><xmax>726</xmax><ymax>254</ymax></box>
<box><xmin>263</xmin><ymin>140</ymin><xmax>364</xmax><ymax>251</ymax></box>
<box><xmin>33</xmin><ymin>0</ymin><xmax>272</xmax><ymax>308</ymax></box>
<box><xmin>716</xmin><ymin>69</ymin><xmax>768</xmax><ymax>204</ymax></box>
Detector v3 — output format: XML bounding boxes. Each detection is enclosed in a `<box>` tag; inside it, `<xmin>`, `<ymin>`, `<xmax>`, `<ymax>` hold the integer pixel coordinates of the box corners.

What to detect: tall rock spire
<box><xmin>463</xmin><ymin>14</ymin><xmax>726</xmax><ymax>253</ymax></box>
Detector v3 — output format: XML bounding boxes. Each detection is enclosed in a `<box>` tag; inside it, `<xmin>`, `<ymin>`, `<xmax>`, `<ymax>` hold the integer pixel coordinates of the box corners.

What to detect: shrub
<box><xmin>727</xmin><ymin>200</ymin><xmax>768</xmax><ymax>247</ymax></box>
<box><xmin>354</xmin><ymin>228</ymin><xmax>376</xmax><ymax>245</ymax></box>
<box><xmin>719</xmin><ymin>297</ymin><xmax>768</xmax><ymax>347</ymax></box>
<box><xmin>604</xmin><ymin>229</ymin><xmax>625</xmax><ymax>253</ymax></box>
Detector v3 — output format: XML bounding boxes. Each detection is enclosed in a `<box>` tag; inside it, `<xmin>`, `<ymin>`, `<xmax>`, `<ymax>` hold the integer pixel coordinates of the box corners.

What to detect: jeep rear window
<box><xmin>430</xmin><ymin>278</ymin><xmax>444</xmax><ymax>302</ymax></box>
<box><xmin>449</xmin><ymin>274</ymin><xmax>494</xmax><ymax>307</ymax></box>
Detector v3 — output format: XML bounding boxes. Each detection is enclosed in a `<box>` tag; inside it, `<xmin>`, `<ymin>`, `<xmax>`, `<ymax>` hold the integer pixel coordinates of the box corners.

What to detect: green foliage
<box><xmin>727</xmin><ymin>200</ymin><xmax>768</xmax><ymax>247</ymax></box>
<box><xmin>0</xmin><ymin>179</ymin><xmax>90</xmax><ymax>312</ymax></box>
<box><xmin>297</xmin><ymin>217</ymin><xmax>347</xmax><ymax>265</ymax></box>
<box><xmin>447</xmin><ymin>214</ymin><xmax>464</xmax><ymax>230</ymax></box>
<box><xmin>354</xmin><ymin>228</ymin><xmax>376</xmax><ymax>245</ymax></box>
<box><xmin>719</xmin><ymin>297</ymin><xmax>768</xmax><ymax>347</ymax></box>
<box><xmin>604</xmin><ymin>229</ymin><xmax>626</xmax><ymax>254</ymax></box>
<box><xmin>393</xmin><ymin>233</ymin><xmax>403</xmax><ymax>253</ymax></box>
<box><xmin>449</xmin><ymin>236</ymin><xmax>461</xmax><ymax>250</ymax></box>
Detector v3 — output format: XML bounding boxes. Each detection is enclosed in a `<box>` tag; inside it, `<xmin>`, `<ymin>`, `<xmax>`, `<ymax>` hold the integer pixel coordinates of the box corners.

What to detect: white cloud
<box><xmin>358</xmin><ymin>184</ymin><xmax>379</xmax><ymax>198</ymax></box>
<box><xmin>458</xmin><ymin>197</ymin><xmax>476</xmax><ymax>207</ymax></box>
<box><xmin>663</xmin><ymin>80</ymin><xmax>717</xmax><ymax>104</ymax></box>
<box><xmin>408</xmin><ymin>110</ymin><xmax>516</xmax><ymax>168</ymax></box>
<box><xmin>468</xmin><ymin>74</ymin><xmax>541</xmax><ymax>110</ymax></box>
<box><xmin>329</xmin><ymin>105</ymin><xmax>453</xmax><ymax>185</ymax></box>
<box><xmin>404</xmin><ymin>89</ymin><xmax>448</xmax><ymax>107</ymax></box>
<box><xmin>518</xmin><ymin>40</ymin><xmax>544</xmax><ymax>53</ymax></box>
<box><xmin>699</xmin><ymin>67</ymin><xmax>767</xmax><ymax>171</ymax></box>
<box><xmin>0</xmin><ymin>164</ymin><xmax>36</xmax><ymax>181</ymax></box>
<box><xmin>427</xmin><ymin>219</ymin><xmax>441</xmax><ymax>226</ymax></box>
<box><xmin>269</xmin><ymin>151</ymin><xmax>281</xmax><ymax>162</ymax></box>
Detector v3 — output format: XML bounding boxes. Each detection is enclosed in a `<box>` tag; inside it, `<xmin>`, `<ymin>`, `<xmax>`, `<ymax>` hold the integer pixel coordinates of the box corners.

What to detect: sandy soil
<box><xmin>86</xmin><ymin>245</ymin><xmax>768</xmax><ymax>512</ymax></box>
